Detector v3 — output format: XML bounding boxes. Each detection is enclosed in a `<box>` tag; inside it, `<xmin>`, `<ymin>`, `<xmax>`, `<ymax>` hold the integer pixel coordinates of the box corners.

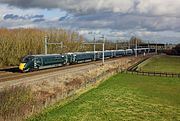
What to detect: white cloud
<box><xmin>1</xmin><ymin>0</ymin><xmax>180</xmax><ymax>17</ymax></box>
<box><xmin>0</xmin><ymin>0</ymin><xmax>134</xmax><ymax>14</ymax></box>
<box><xmin>1</xmin><ymin>0</ymin><xmax>180</xmax><ymax>43</ymax></box>
<box><xmin>137</xmin><ymin>0</ymin><xmax>180</xmax><ymax>17</ymax></box>
<box><xmin>9</xmin><ymin>24</ymin><xmax>38</xmax><ymax>29</ymax></box>
<box><xmin>0</xmin><ymin>4</ymin><xmax>39</xmax><ymax>16</ymax></box>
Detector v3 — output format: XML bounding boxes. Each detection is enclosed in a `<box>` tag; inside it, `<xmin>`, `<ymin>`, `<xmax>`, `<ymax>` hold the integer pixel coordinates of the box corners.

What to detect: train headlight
<box><xmin>19</xmin><ymin>63</ymin><xmax>26</xmax><ymax>71</ymax></box>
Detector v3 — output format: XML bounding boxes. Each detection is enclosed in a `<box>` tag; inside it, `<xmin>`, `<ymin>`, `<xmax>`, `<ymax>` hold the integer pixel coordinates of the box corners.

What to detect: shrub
<box><xmin>0</xmin><ymin>86</ymin><xmax>34</xmax><ymax>121</ymax></box>
<box><xmin>0</xmin><ymin>28</ymin><xmax>85</xmax><ymax>67</ymax></box>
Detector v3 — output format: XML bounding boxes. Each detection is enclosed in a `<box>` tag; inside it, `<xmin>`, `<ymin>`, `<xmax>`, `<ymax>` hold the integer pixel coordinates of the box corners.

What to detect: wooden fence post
<box><xmin>127</xmin><ymin>70</ymin><xmax>179</xmax><ymax>78</ymax></box>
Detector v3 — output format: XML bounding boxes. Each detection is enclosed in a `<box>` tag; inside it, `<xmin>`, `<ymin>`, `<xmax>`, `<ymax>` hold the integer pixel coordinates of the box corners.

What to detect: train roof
<box><xmin>26</xmin><ymin>54</ymin><xmax>62</xmax><ymax>57</ymax></box>
<box><xmin>133</xmin><ymin>48</ymin><xmax>150</xmax><ymax>50</ymax></box>
<box><xmin>126</xmin><ymin>49</ymin><xmax>133</xmax><ymax>51</ymax></box>
<box><xmin>24</xmin><ymin>48</ymin><xmax>137</xmax><ymax>57</ymax></box>
<box><xmin>66</xmin><ymin>51</ymin><xmax>96</xmax><ymax>55</ymax></box>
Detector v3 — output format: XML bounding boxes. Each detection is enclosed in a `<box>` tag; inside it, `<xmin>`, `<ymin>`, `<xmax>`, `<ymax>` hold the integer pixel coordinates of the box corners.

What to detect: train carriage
<box><xmin>133</xmin><ymin>48</ymin><xmax>149</xmax><ymax>54</ymax></box>
<box><xmin>19</xmin><ymin>54</ymin><xmax>66</xmax><ymax>72</ymax></box>
<box><xmin>125</xmin><ymin>49</ymin><xmax>133</xmax><ymax>55</ymax></box>
<box><xmin>69</xmin><ymin>52</ymin><xmax>95</xmax><ymax>63</ymax></box>
<box><xmin>19</xmin><ymin>48</ymin><xmax>152</xmax><ymax>72</ymax></box>
<box><xmin>96</xmin><ymin>50</ymin><xmax>113</xmax><ymax>59</ymax></box>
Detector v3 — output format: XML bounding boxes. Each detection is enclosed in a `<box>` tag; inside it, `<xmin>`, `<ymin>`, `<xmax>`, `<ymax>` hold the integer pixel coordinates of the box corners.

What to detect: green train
<box><xmin>19</xmin><ymin>52</ymin><xmax>97</xmax><ymax>72</ymax></box>
<box><xmin>19</xmin><ymin>48</ymin><xmax>154</xmax><ymax>72</ymax></box>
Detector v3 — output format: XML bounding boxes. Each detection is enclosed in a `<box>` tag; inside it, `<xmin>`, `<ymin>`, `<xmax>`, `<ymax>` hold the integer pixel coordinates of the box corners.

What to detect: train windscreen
<box><xmin>21</xmin><ymin>56</ymin><xmax>34</xmax><ymax>63</ymax></box>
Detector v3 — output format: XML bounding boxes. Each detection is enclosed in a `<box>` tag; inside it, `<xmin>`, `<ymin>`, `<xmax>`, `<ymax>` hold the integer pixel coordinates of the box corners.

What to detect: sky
<box><xmin>0</xmin><ymin>0</ymin><xmax>180</xmax><ymax>44</ymax></box>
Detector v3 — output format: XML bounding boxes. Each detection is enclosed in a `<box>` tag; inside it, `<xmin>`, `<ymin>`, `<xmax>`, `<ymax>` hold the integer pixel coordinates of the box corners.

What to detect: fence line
<box><xmin>126</xmin><ymin>71</ymin><xmax>180</xmax><ymax>78</ymax></box>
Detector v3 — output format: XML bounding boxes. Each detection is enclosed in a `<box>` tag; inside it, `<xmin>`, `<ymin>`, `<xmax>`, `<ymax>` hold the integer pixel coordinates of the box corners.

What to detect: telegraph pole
<box><xmin>44</xmin><ymin>36</ymin><xmax>63</xmax><ymax>55</ymax></box>
<box><xmin>93</xmin><ymin>36</ymin><xmax>96</xmax><ymax>60</ymax></box>
<box><xmin>148</xmin><ymin>41</ymin><xmax>150</xmax><ymax>53</ymax></box>
<box><xmin>102</xmin><ymin>35</ymin><xmax>105</xmax><ymax>65</ymax></box>
<box><xmin>165</xmin><ymin>43</ymin><xmax>167</xmax><ymax>50</ymax></box>
<box><xmin>129</xmin><ymin>32</ymin><xmax>138</xmax><ymax>57</ymax></box>
<box><xmin>135</xmin><ymin>37</ymin><xmax>137</xmax><ymax>57</ymax></box>
<box><xmin>115</xmin><ymin>41</ymin><xmax>118</xmax><ymax>57</ymax></box>
<box><xmin>45</xmin><ymin>36</ymin><xmax>48</xmax><ymax>55</ymax></box>
<box><xmin>156</xmin><ymin>42</ymin><xmax>158</xmax><ymax>54</ymax></box>
<box><xmin>116</xmin><ymin>43</ymin><xmax>118</xmax><ymax>50</ymax></box>
<box><xmin>99</xmin><ymin>35</ymin><xmax>105</xmax><ymax>65</ymax></box>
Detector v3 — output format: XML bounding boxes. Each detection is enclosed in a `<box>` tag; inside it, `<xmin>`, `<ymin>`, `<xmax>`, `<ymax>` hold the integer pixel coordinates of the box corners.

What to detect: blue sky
<box><xmin>0</xmin><ymin>0</ymin><xmax>180</xmax><ymax>44</ymax></box>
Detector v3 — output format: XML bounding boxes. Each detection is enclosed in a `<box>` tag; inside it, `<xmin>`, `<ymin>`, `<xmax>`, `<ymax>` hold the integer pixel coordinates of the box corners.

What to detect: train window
<box><xmin>22</xmin><ymin>56</ymin><xmax>33</xmax><ymax>63</ymax></box>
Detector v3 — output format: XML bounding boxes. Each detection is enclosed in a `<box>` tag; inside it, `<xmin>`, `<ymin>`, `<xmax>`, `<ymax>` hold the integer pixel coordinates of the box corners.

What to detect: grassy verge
<box><xmin>137</xmin><ymin>55</ymin><xmax>180</xmax><ymax>73</ymax></box>
<box><xmin>27</xmin><ymin>73</ymin><xmax>180</xmax><ymax>121</ymax></box>
<box><xmin>0</xmin><ymin>86</ymin><xmax>35</xmax><ymax>121</ymax></box>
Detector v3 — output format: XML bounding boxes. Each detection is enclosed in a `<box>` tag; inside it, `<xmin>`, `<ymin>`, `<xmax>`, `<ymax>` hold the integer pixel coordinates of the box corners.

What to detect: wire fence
<box><xmin>125</xmin><ymin>71</ymin><xmax>180</xmax><ymax>78</ymax></box>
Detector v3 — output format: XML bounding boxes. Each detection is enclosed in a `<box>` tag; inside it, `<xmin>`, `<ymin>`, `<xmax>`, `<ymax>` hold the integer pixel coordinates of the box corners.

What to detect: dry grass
<box><xmin>0</xmin><ymin>86</ymin><xmax>34</xmax><ymax>121</ymax></box>
<box><xmin>0</xmin><ymin>28</ymin><xmax>85</xmax><ymax>67</ymax></box>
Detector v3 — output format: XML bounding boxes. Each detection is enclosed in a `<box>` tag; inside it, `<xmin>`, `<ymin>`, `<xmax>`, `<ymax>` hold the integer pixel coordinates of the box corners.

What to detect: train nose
<box><xmin>19</xmin><ymin>63</ymin><xmax>26</xmax><ymax>71</ymax></box>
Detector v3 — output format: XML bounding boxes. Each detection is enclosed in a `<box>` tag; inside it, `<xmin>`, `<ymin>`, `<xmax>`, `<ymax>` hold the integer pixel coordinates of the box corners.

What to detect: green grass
<box><xmin>137</xmin><ymin>55</ymin><xmax>180</xmax><ymax>73</ymax></box>
<box><xmin>27</xmin><ymin>73</ymin><xmax>180</xmax><ymax>121</ymax></box>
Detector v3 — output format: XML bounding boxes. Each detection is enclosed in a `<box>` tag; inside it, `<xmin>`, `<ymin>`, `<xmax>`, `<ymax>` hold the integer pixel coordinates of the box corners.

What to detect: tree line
<box><xmin>164</xmin><ymin>44</ymin><xmax>180</xmax><ymax>55</ymax></box>
<box><xmin>0</xmin><ymin>28</ymin><xmax>85</xmax><ymax>67</ymax></box>
<box><xmin>0</xmin><ymin>28</ymin><xmax>145</xmax><ymax>67</ymax></box>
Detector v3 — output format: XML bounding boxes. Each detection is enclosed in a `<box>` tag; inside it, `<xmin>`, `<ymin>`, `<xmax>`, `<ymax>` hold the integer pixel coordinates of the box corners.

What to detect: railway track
<box><xmin>0</xmin><ymin>54</ymin><xmax>154</xmax><ymax>89</ymax></box>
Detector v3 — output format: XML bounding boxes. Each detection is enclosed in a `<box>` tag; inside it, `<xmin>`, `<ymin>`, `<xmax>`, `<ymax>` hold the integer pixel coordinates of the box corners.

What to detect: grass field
<box><xmin>137</xmin><ymin>55</ymin><xmax>180</xmax><ymax>73</ymax></box>
<box><xmin>27</xmin><ymin>73</ymin><xmax>180</xmax><ymax>121</ymax></box>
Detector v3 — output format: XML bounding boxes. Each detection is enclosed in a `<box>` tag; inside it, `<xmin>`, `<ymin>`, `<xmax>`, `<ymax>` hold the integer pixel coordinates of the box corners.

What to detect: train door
<box><xmin>73</xmin><ymin>54</ymin><xmax>77</xmax><ymax>63</ymax></box>
<box><xmin>64</xmin><ymin>55</ymin><xmax>68</xmax><ymax>64</ymax></box>
<box><xmin>67</xmin><ymin>54</ymin><xmax>75</xmax><ymax>64</ymax></box>
<box><xmin>34</xmin><ymin>57</ymin><xmax>42</xmax><ymax>69</ymax></box>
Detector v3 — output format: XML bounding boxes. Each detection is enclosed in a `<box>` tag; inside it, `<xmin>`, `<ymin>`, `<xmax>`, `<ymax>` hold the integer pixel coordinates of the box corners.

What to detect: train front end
<box><xmin>19</xmin><ymin>55</ymin><xmax>33</xmax><ymax>72</ymax></box>
<box><xmin>19</xmin><ymin>63</ymin><xmax>26</xmax><ymax>71</ymax></box>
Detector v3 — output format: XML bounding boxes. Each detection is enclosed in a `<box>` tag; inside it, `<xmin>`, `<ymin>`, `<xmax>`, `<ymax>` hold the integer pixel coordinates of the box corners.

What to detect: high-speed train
<box><xmin>19</xmin><ymin>48</ymin><xmax>154</xmax><ymax>72</ymax></box>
